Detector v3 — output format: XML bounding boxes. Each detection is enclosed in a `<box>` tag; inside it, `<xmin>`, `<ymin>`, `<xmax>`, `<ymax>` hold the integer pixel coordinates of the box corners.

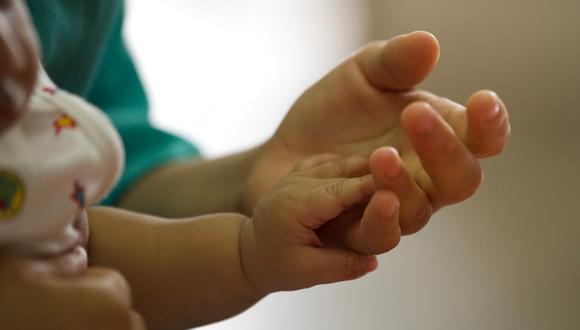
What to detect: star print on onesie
<box><xmin>0</xmin><ymin>67</ymin><xmax>125</xmax><ymax>257</ymax></box>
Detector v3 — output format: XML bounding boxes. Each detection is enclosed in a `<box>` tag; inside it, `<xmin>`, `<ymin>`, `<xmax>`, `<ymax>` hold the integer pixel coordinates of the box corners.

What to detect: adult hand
<box><xmin>0</xmin><ymin>253</ymin><xmax>145</xmax><ymax>330</ymax></box>
<box><xmin>244</xmin><ymin>31</ymin><xmax>510</xmax><ymax>238</ymax></box>
<box><xmin>0</xmin><ymin>0</ymin><xmax>39</xmax><ymax>133</ymax></box>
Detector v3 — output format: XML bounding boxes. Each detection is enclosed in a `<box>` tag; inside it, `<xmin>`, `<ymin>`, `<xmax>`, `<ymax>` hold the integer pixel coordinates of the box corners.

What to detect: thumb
<box><xmin>357</xmin><ymin>31</ymin><xmax>439</xmax><ymax>92</ymax></box>
<box><xmin>295</xmin><ymin>247</ymin><xmax>378</xmax><ymax>288</ymax></box>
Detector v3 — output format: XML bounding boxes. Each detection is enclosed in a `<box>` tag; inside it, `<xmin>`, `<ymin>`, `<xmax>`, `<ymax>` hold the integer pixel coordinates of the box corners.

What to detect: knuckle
<box><xmin>324</xmin><ymin>180</ymin><xmax>346</xmax><ymax>199</ymax></box>
<box><xmin>294</xmin><ymin>154</ymin><xmax>335</xmax><ymax>172</ymax></box>
<box><xmin>331</xmin><ymin>158</ymin><xmax>349</xmax><ymax>176</ymax></box>
<box><xmin>293</xmin><ymin>152</ymin><xmax>338</xmax><ymax>172</ymax></box>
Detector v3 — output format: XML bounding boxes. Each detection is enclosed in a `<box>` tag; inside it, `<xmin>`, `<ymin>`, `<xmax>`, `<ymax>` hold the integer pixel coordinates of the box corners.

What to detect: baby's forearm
<box><xmin>86</xmin><ymin>207</ymin><xmax>262</xmax><ymax>330</ymax></box>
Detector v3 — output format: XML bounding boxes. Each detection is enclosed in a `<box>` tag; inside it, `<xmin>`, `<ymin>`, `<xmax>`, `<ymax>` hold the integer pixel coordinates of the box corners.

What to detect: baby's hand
<box><xmin>240</xmin><ymin>154</ymin><xmax>401</xmax><ymax>294</ymax></box>
<box><xmin>0</xmin><ymin>0</ymin><xmax>39</xmax><ymax>133</ymax></box>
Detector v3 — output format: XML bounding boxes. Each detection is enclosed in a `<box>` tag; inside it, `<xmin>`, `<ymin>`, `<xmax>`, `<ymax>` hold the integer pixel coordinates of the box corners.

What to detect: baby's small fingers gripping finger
<box><xmin>418</xmin><ymin>90</ymin><xmax>510</xmax><ymax>159</ymax></box>
<box><xmin>370</xmin><ymin>147</ymin><xmax>432</xmax><ymax>235</ymax></box>
<box><xmin>301</xmin><ymin>175</ymin><xmax>375</xmax><ymax>226</ymax></box>
<box><xmin>343</xmin><ymin>190</ymin><xmax>401</xmax><ymax>255</ymax></box>
<box><xmin>290</xmin><ymin>247</ymin><xmax>378</xmax><ymax>288</ymax></box>
<box><xmin>303</xmin><ymin>155</ymin><xmax>370</xmax><ymax>179</ymax></box>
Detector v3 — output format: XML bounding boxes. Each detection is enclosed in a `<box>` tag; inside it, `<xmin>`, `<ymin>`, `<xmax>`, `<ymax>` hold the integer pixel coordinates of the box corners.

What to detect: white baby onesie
<box><xmin>0</xmin><ymin>68</ymin><xmax>124</xmax><ymax>256</ymax></box>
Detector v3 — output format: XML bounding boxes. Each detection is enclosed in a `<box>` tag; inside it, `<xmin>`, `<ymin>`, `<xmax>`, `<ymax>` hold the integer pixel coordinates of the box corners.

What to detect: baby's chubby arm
<box><xmin>87</xmin><ymin>154</ymin><xmax>401</xmax><ymax>330</ymax></box>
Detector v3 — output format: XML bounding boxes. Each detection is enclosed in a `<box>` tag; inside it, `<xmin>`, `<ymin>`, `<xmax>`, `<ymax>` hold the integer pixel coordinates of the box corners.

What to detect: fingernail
<box><xmin>366</xmin><ymin>256</ymin><xmax>379</xmax><ymax>273</ymax></box>
<box><xmin>414</xmin><ymin>105</ymin><xmax>436</xmax><ymax>136</ymax></box>
<box><xmin>484</xmin><ymin>102</ymin><xmax>501</xmax><ymax>123</ymax></box>
<box><xmin>380</xmin><ymin>202</ymin><xmax>398</xmax><ymax>219</ymax></box>
<box><xmin>383</xmin><ymin>148</ymin><xmax>402</xmax><ymax>179</ymax></box>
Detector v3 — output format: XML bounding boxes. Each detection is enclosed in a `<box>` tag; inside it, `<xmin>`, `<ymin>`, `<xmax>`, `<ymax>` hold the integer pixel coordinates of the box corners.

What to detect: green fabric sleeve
<box><xmin>85</xmin><ymin>8</ymin><xmax>200</xmax><ymax>205</ymax></box>
<box><xmin>26</xmin><ymin>0</ymin><xmax>200</xmax><ymax>205</ymax></box>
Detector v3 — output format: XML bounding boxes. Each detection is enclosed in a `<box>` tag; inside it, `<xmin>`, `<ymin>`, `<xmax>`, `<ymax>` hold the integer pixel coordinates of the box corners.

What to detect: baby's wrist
<box><xmin>238</xmin><ymin>217</ymin><xmax>270</xmax><ymax>297</ymax></box>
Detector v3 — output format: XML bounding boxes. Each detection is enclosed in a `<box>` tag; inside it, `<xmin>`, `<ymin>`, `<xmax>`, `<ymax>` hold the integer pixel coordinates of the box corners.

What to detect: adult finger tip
<box><xmin>467</xmin><ymin>90</ymin><xmax>503</xmax><ymax>121</ymax></box>
<box><xmin>404</xmin><ymin>31</ymin><xmax>440</xmax><ymax>56</ymax></box>
<box><xmin>401</xmin><ymin>101</ymin><xmax>440</xmax><ymax>137</ymax></box>
<box><xmin>379</xmin><ymin>32</ymin><xmax>440</xmax><ymax>89</ymax></box>
<box><xmin>466</xmin><ymin>90</ymin><xmax>511</xmax><ymax>157</ymax></box>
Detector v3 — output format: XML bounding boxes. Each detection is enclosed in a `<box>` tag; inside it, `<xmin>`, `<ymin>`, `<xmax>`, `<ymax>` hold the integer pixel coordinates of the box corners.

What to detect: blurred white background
<box><xmin>126</xmin><ymin>1</ymin><xmax>580</xmax><ymax>330</ymax></box>
<box><xmin>126</xmin><ymin>0</ymin><xmax>370</xmax><ymax>157</ymax></box>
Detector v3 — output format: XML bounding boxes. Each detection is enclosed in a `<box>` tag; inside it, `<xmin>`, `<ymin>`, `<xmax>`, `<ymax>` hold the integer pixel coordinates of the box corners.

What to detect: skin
<box><xmin>87</xmin><ymin>154</ymin><xmax>401</xmax><ymax>329</ymax></box>
<box><xmin>120</xmin><ymin>32</ymin><xmax>510</xmax><ymax>239</ymax></box>
<box><xmin>0</xmin><ymin>1</ymin><xmax>145</xmax><ymax>328</ymax></box>
<box><xmin>0</xmin><ymin>1</ymin><xmax>511</xmax><ymax>329</ymax></box>
<box><xmin>0</xmin><ymin>0</ymin><xmax>37</xmax><ymax>133</ymax></box>
<box><xmin>0</xmin><ymin>252</ymin><xmax>145</xmax><ymax>330</ymax></box>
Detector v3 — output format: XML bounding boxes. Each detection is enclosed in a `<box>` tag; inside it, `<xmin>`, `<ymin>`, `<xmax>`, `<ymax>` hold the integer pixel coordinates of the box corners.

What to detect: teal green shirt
<box><xmin>26</xmin><ymin>0</ymin><xmax>200</xmax><ymax>204</ymax></box>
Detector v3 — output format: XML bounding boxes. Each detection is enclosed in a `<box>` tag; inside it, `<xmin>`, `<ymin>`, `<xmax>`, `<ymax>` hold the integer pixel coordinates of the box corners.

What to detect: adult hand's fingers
<box><xmin>357</xmin><ymin>31</ymin><xmax>440</xmax><ymax>92</ymax></box>
<box><xmin>416</xmin><ymin>90</ymin><xmax>510</xmax><ymax>158</ymax></box>
<box><xmin>342</xmin><ymin>190</ymin><xmax>401</xmax><ymax>255</ymax></box>
<box><xmin>401</xmin><ymin>101</ymin><xmax>483</xmax><ymax>209</ymax></box>
<box><xmin>465</xmin><ymin>90</ymin><xmax>511</xmax><ymax>157</ymax></box>
<box><xmin>369</xmin><ymin>147</ymin><xmax>432</xmax><ymax>235</ymax></box>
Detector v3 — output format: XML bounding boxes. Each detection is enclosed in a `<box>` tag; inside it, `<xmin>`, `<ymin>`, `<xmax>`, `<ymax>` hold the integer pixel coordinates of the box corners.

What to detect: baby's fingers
<box><xmin>291</xmin><ymin>247</ymin><xmax>377</xmax><ymax>288</ymax></box>
<box><xmin>370</xmin><ymin>146</ymin><xmax>432</xmax><ymax>235</ymax></box>
<box><xmin>294</xmin><ymin>154</ymin><xmax>370</xmax><ymax>179</ymax></box>
<box><xmin>302</xmin><ymin>175</ymin><xmax>374</xmax><ymax>227</ymax></box>
<box><xmin>343</xmin><ymin>190</ymin><xmax>401</xmax><ymax>255</ymax></box>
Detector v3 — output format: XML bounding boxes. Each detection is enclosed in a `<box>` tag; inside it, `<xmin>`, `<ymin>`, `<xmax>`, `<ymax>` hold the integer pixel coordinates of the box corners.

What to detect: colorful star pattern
<box><xmin>42</xmin><ymin>87</ymin><xmax>57</xmax><ymax>95</ymax></box>
<box><xmin>53</xmin><ymin>114</ymin><xmax>77</xmax><ymax>135</ymax></box>
<box><xmin>71</xmin><ymin>181</ymin><xmax>86</xmax><ymax>208</ymax></box>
